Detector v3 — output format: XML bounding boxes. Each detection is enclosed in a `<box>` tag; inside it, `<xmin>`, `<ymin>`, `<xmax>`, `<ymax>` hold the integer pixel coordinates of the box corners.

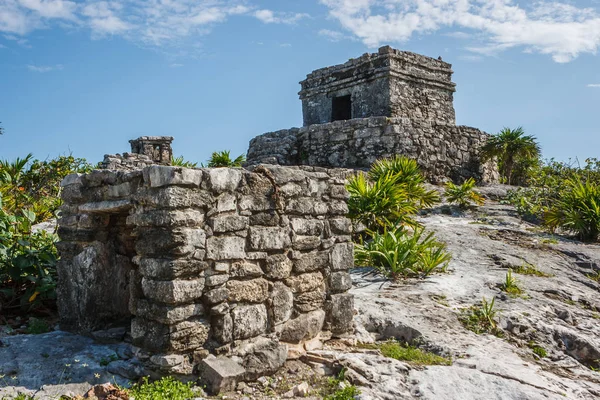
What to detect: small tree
<box><xmin>481</xmin><ymin>127</ymin><xmax>541</xmax><ymax>185</ymax></box>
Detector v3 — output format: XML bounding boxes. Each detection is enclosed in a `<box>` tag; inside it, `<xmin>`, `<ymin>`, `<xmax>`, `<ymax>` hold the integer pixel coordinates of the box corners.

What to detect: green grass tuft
<box><xmin>512</xmin><ymin>262</ymin><xmax>553</xmax><ymax>277</ymax></box>
<box><xmin>128</xmin><ymin>377</ymin><xmax>195</xmax><ymax>400</ymax></box>
<box><xmin>361</xmin><ymin>341</ymin><xmax>451</xmax><ymax>366</ymax></box>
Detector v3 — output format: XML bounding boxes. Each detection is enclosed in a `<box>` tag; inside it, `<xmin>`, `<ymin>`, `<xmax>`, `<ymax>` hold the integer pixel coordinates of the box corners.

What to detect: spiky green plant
<box><xmin>354</xmin><ymin>226</ymin><xmax>451</xmax><ymax>280</ymax></box>
<box><xmin>480</xmin><ymin>127</ymin><xmax>541</xmax><ymax>185</ymax></box>
<box><xmin>445</xmin><ymin>178</ymin><xmax>484</xmax><ymax>208</ymax></box>
<box><xmin>206</xmin><ymin>150</ymin><xmax>245</xmax><ymax>168</ymax></box>
<box><xmin>545</xmin><ymin>178</ymin><xmax>600</xmax><ymax>241</ymax></box>
<box><xmin>501</xmin><ymin>269</ymin><xmax>523</xmax><ymax>296</ymax></box>
<box><xmin>460</xmin><ymin>297</ymin><xmax>499</xmax><ymax>334</ymax></box>
<box><xmin>368</xmin><ymin>156</ymin><xmax>440</xmax><ymax>209</ymax></box>
<box><xmin>346</xmin><ymin>172</ymin><xmax>418</xmax><ymax>232</ymax></box>
<box><xmin>171</xmin><ymin>155</ymin><xmax>198</xmax><ymax>168</ymax></box>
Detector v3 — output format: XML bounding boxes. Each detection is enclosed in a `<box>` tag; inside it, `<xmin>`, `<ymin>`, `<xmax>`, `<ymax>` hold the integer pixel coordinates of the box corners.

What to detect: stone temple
<box><xmin>247</xmin><ymin>46</ymin><xmax>498</xmax><ymax>183</ymax></box>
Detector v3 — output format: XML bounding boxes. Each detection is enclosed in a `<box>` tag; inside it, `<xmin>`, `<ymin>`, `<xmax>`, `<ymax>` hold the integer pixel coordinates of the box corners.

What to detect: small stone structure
<box><xmin>101</xmin><ymin>136</ymin><xmax>174</xmax><ymax>170</ymax></box>
<box><xmin>247</xmin><ymin>46</ymin><xmax>498</xmax><ymax>183</ymax></box>
<box><xmin>57</xmin><ymin>159</ymin><xmax>354</xmax><ymax>390</ymax></box>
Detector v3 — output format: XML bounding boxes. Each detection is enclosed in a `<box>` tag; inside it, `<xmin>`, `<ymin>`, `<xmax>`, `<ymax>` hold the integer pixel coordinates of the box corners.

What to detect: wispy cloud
<box><xmin>27</xmin><ymin>64</ymin><xmax>64</xmax><ymax>72</ymax></box>
<box><xmin>588</xmin><ymin>83</ymin><xmax>600</xmax><ymax>88</ymax></box>
<box><xmin>318</xmin><ymin>29</ymin><xmax>351</xmax><ymax>42</ymax></box>
<box><xmin>0</xmin><ymin>1</ymin><xmax>309</xmax><ymax>47</ymax></box>
<box><xmin>320</xmin><ymin>0</ymin><xmax>600</xmax><ymax>63</ymax></box>
<box><xmin>253</xmin><ymin>9</ymin><xmax>308</xmax><ymax>24</ymax></box>
<box><xmin>170</xmin><ymin>63</ymin><xmax>184</xmax><ymax>68</ymax></box>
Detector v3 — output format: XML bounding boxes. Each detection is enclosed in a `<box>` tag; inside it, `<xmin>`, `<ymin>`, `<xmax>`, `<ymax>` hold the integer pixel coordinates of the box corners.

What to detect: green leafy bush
<box><xmin>0</xmin><ymin>200</ymin><xmax>58</xmax><ymax>312</ymax></box>
<box><xmin>346</xmin><ymin>156</ymin><xmax>439</xmax><ymax>232</ymax></box>
<box><xmin>206</xmin><ymin>150</ymin><xmax>245</xmax><ymax>168</ymax></box>
<box><xmin>171</xmin><ymin>155</ymin><xmax>198</xmax><ymax>168</ymax></box>
<box><xmin>128</xmin><ymin>377</ymin><xmax>195</xmax><ymax>400</ymax></box>
<box><xmin>444</xmin><ymin>178</ymin><xmax>484</xmax><ymax>208</ymax></box>
<box><xmin>354</xmin><ymin>226</ymin><xmax>451</xmax><ymax>280</ymax></box>
<box><xmin>545</xmin><ymin>179</ymin><xmax>600</xmax><ymax>241</ymax></box>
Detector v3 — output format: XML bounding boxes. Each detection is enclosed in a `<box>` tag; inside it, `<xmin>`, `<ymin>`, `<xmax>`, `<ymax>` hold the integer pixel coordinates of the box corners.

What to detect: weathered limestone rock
<box><xmin>278</xmin><ymin>310</ymin><xmax>326</xmax><ymax>343</ymax></box>
<box><xmin>232</xmin><ymin>304</ymin><xmax>268</xmax><ymax>340</ymax></box>
<box><xmin>226</xmin><ymin>279</ymin><xmax>269</xmax><ymax>303</ymax></box>
<box><xmin>271</xmin><ymin>282</ymin><xmax>294</xmax><ymax>324</ymax></box>
<box><xmin>206</xmin><ymin>236</ymin><xmax>246</xmax><ymax>260</ymax></box>
<box><xmin>199</xmin><ymin>355</ymin><xmax>245</xmax><ymax>394</ymax></box>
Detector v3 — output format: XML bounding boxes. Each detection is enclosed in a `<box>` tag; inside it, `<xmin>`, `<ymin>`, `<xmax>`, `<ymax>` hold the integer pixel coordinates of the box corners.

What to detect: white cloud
<box><xmin>320</xmin><ymin>0</ymin><xmax>600</xmax><ymax>63</ymax></box>
<box><xmin>319</xmin><ymin>29</ymin><xmax>346</xmax><ymax>42</ymax></box>
<box><xmin>27</xmin><ymin>63</ymin><xmax>63</xmax><ymax>72</ymax></box>
<box><xmin>588</xmin><ymin>83</ymin><xmax>600</xmax><ymax>87</ymax></box>
<box><xmin>170</xmin><ymin>63</ymin><xmax>184</xmax><ymax>67</ymax></box>
<box><xmin>253</xmin><ymin>9</ymin><xmax>308</xmax><ymax>24</ymax></box>
<box><xmin>0</xmin><ymin>1</ymin><xmax>309</xmax><ymax>47</ymax></box>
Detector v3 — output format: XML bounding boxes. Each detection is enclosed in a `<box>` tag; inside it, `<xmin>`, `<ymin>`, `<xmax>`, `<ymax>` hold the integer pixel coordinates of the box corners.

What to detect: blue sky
<box><xmin>1</xmin><ymin>0</ymin><xmax>600</xmax><ymax>165</ymax></box>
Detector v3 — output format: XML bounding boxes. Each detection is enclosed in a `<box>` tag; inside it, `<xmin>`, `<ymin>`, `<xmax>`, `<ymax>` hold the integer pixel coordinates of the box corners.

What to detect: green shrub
<box><xmin>127</xmin><ymin>377</ymin><xmax>195</xmax><ymax>400</ymax></box>
<box><xmin>0</xmin><ymin>202</ymin><xmax>58</xmax><ymax>311</ymax></box>
<box><xmin>444</xmin><ymin>178</ymin><xmax>484</xmax><ymax>208</ymax></box>
<box><xmin>322</xmin><ymin>368</ymin><xmax>361</xmax><ymax>400</ymax></box>
<box><xmin>346</xmin><ymin>172</ymin><xmax>418</xmax><ymax>232</ymax></box>
<box><xmin>346</xmin><ymin>156</ymin><xmax>439</xmax><ymax>233</ymax></box>
<box><xmin>354</xmin><ymin>226</ymin><xmax>451</xmax><ymax>280</ymax></box>
<box><xmin>527</xmin><ymin>341</ymin><xmax>547</xmax><ymax>358</ymax></box>
<box><xmin>545</xmin><ymin>178</ymin><xmax>600</xmax><ymax>241</ymax></box>
<box><xmin>206</xmin><ymin>150</ymin><xmax>245</xmax><ymax>168</ymax></box>
<box><xmin>171</xmin><ymin>155</ymin><xmax>198</xmax><ymax>168</ymax></box>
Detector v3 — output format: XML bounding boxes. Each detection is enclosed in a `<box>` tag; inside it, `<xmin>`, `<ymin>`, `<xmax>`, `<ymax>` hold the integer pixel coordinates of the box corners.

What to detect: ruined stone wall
<box><xmin>299</xmin><ymin>46</ymin><xmax>456</xmax><ymax>126</ymax></box>
<box><xmin>57</xmin><ymin>165</ymin><xmax>354</xmax><ymax>378</ymax></box>
<box><xmin>246</xmin><ymin>117</ymin><xmax>499</xmax><ymax>184</ymax></box>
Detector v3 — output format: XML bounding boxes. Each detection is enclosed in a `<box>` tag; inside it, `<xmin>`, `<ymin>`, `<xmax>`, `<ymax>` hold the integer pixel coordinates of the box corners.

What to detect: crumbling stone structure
<box><xmin>101</xmin><ymin>136</ymin><xmax>174</xmax><ymax>170</ymax></box>
<box><xmin>247</xmin><ymin>46</ymin><xmax>498</xmax><ymax>183</ymax></box>
<box><xmin>57</xmin><ymin>162</ymin><xmax>354</xmax><ymax>389</ymax></box>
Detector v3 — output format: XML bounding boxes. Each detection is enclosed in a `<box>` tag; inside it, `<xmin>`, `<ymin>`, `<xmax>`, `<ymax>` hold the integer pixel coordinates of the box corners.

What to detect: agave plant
<box><xmin>206</xmin><ymin>150</ymin><xmax>245</xmax><ymax>168</ymax></box>
<box><xmin>354</xmin><ymin>226</ymin><xmax>451</xmax><ymax>280</ymax></box>
<box><xmin>545</xmin><ymin>178</ymin><xmax>600</xmax><ymax>241</ymax></box>
<box><xmin>445</xmin><ymin>178</ymin><xmax>484</xmax><ymax>208</ymax></box>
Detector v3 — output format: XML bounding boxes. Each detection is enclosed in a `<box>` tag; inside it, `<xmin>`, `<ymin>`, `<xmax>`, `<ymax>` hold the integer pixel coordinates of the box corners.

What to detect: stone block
<box><xmin>203</xmin><ymin>287</ymin><xmax>229</xmax><ymax>305</ymax></box>
<box><xmin>199</xmin><ymin>355</ymin><xmax>246</xmax><ymax>395</ymax></box>
<box><xmin>285</xmin><ymin>272</ymin><xmax>324</xmax><ymax>294</ymax></box>
<box><xmin>60</xmin><ymin>173</ymin><xmax>82</xmax><ymax>187</ymax></box>
<box><xmin>330</xmin><ymin>242</ymin><xmax>354</xmax><ymax>271</ymax></box>
<box><xmin>208</xmin><ymin>168</ymin><xmax>242</xmax><ymax>192</ymax></box>
<box><xmin>133</xmin><ymin>300</ymin><xmax>205</xmax><ymax>324</ymax></box>
<box><xmin>137</xmin><ymin>258</ymin><xmax>208</xmax><ymax>280</ymax></box>
<box><xmin>169</xmin><ymin>318</ymin><xmax>211</xmax><ymax>351</ymax></box>
<box><xmin>278</xmin><ymin>310</ymin><xmax>325</xmax><ymax>343</ymax></box>
<box><xmin>249</xmin><ymin>226</ymin><xmax>291</xmax><ymax>250</ymax></box>
<box><xmin>128</xmin><ymin>210</ymin><xmax>204</xmax><ymax>227</ymax></box>
<box><xmin>205</xmin><ymin>274</ymin><xmax>229</xmax><ymax>287</ymax></box>
<box><xmin>145</xmin><ymin>165</ymin><xmax>203</xmax><ymax>187</ymax></box>
<box><xmin>237</xmin><ymin>337</ymin><xmax>287</xmax><ymax>380</ymax></box>
<box><xmin>232</xmin><ymin>304</ymin><xmax>268</xmax><ymax>340</ymax></box>
<box><xmin>291</xmin><ymin>218</ymin><xmax>323</xmax><ymax>236</ymax></box>
<box><xmin>212</xmin><ymin>313</ymin><xmax>233</xmax><ymax>344</ymax></box>
<box><xmin>264</xmin><ymin>254</ymin><xmax>293</xmax><ymax>279</ymax></box>
<box><xmin>295</xmin><ymin>289</ymin><xmax>325</xmax><ymax>313</ymax></box>
<box><xmin>229</xmin><ymin>262</ymin><xmax>263</xmax><ymax>278</ymax></box>
<box><xmin>328</xmin><ymin>271</ymin><xmax>353</xmax><ymax>293</ymax></box>
<box><xmin>79</xmin><ymin>200</ymin><xmax>132</xmax><ymax>214</ymax></box>
<box><xmin>292</xmin><ymin>235</ymin><xmax>321</xmax><ymax>251</ymax></box>
<box><xmin>206</xmin><ymin>236</ymin><xmax>247</xmax><ymax>260</ymax></box>
<box><xmin>271</xmin><ymin>282</ymin><xmax>293</xmax><ymax>324</ymax></box>
<box><xmin>227</xmin><ymin>279</ymin><xmax>269</xmax><ymax>303</ymax></box>
<box><xmin>135</xmin><ymin>186</ymin><xmax>212</xmax><ymax>209</ymax></box>
<box><xmin>329</xmin><ymin>217</ymin><xmax>353</xmax><ymax>234</ymax></box>
<box><xmin>141</xmin><ymin>278</ymin><xmax>204</xmax><ymax>305</ymax></box>
<box><xmin>210</xmin><ymin>215</ymin><xmax>248</xmax><ymax>233</ymax></box>
<box><xmin>135</xmin><ymin>228</ymin><xmax>206</xmax><ymax>257</ymax></box>
<box><xmin>294</xmin><ymin>251</ymin><xmax>329</xmax><ymax>273</ymax></box>
<box><xmin>326</xmin><ymin>293</ymin><xmax>354</xmax><ymax>335</ymax></box>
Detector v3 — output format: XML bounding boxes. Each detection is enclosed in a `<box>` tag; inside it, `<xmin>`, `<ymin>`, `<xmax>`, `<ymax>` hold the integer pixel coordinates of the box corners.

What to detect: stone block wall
<box><xmin>57</xmin><ymin>165</ymin><xmax>355</xmax><ymax>378</ymax></box>
<box><xmin>246</xmin><ymin>117</ymin><xmax>499</xmax><ymax>184</ymax></box>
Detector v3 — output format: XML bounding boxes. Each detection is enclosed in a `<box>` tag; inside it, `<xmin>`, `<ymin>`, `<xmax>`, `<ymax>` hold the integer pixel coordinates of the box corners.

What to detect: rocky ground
<box><xmin>1</xmin><ymin>189</ymin><xmax>600</xmax><ymax>399</ymax></box>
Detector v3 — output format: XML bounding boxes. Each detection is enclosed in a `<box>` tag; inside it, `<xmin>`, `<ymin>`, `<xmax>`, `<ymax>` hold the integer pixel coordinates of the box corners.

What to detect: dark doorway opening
<box><xmin>332</xmin><ymin>95</ymin><xmax>352</xmax><ymax>122</ymax></box>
